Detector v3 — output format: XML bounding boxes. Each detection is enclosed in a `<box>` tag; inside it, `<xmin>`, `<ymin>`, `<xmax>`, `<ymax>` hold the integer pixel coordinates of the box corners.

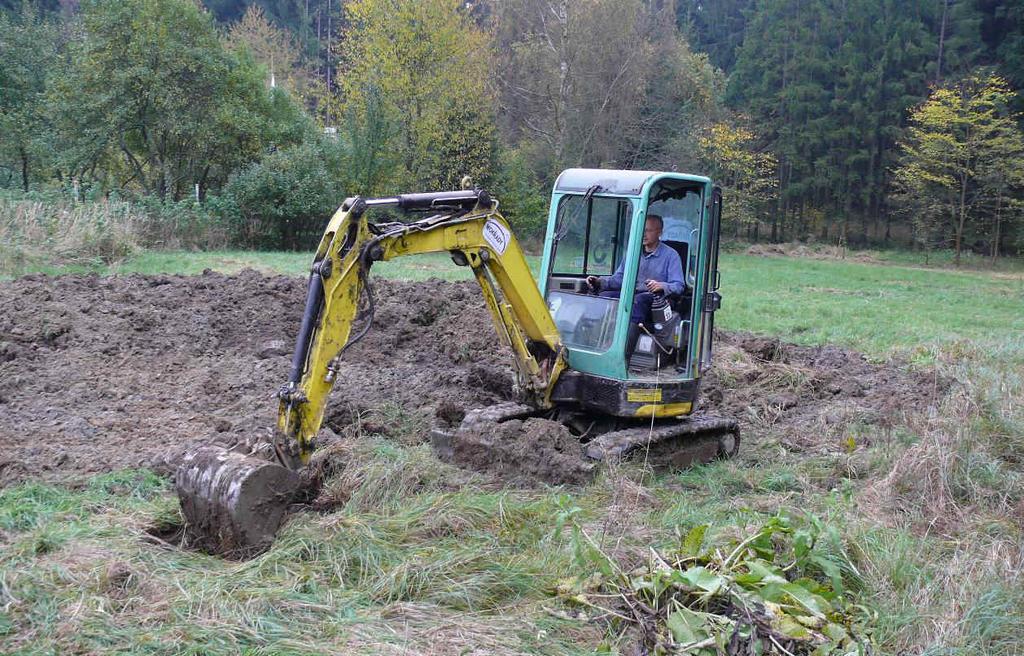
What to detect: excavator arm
<box><xmin>275</xmin><ymin>190</ymin><xmax>567</xmax><ymax>465</ymax></box>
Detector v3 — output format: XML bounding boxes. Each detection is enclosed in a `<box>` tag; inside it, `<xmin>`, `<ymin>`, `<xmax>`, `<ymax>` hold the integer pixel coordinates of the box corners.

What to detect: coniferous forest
<box><xmin>1</xmin><ymin>0</ymin><xmax>1023</xmax><ymax>260</ymax></box>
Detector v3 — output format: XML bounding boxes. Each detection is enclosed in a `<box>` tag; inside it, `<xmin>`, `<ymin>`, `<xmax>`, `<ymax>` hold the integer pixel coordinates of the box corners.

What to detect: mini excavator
<box><xmin>175</xmin><ymin>169</ymin><xmax>739</xmax><ymax>555</ymax></box>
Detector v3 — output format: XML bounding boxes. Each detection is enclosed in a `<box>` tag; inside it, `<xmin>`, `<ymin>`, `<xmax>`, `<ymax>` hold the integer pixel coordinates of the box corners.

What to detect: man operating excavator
<box><xmin>586</xmin><ymin>213</ymin><xmax>685</xmax><ymax>339</ymax></box>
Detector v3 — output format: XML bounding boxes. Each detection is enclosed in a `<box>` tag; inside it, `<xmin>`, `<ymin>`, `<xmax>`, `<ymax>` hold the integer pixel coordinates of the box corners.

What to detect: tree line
<box><xmin>1</xmin><ymin>0</ymin><xmax>1022</xmax><ymax>259</ymax></box>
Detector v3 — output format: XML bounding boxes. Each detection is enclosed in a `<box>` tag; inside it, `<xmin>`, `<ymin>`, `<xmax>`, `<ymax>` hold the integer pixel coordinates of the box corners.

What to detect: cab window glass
<box><xmin>552</xmin><ymin>196</ymin><xmax>633</xmax><ymax>276</ymax></box>
<box><xmin>648</xmin><ymin>189</ymin><xmax>702</xmax><ymax>281</ymax></box>
<box><xmin>647</xmin><ymin>191</ymin><xmax>701</xmax><ymax>242</ymax></box>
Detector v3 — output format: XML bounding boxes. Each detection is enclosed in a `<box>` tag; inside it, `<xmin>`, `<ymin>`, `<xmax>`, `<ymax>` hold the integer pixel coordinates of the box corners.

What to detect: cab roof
<box><xmin>554</xmin><ymin>168</ymin><xmax>710</xmax><ymax>196</ymax></box>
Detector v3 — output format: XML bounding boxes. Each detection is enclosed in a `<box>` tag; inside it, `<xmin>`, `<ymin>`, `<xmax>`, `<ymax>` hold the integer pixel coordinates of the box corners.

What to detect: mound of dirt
<box><xmin>0</xmin><ymin>271</ymin><xmax>511</xmax><ymax>486</ymax></box>
<box><xmin>701</xmin><ymin>333</ymin><xmax>943</xmax><ymax>457</ymax></box>
<box><xmin>439</xmin><ymin>417</ymin><xmax>597</xmax><ymax>486</ymax></box>
<box><xmin>745</xmin><ymin>242</ymin><xmax>878</xmax><ymax>263</ymax></box>
<box><xmin>0</xmin><ymin>270</ymin><xmax>941</xmax><ymax>488</ymax></box>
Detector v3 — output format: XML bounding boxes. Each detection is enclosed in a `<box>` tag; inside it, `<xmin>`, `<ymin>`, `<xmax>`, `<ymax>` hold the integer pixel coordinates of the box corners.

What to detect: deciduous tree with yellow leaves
<box><xmin>696</xmin><ymin>122</ymin><xmax>777</xmax><ymax>239</ymax></box>
<box><xmin>894</xmin><ymin>74</ymin><xmax>1024</xmax><ymax>264</ymax></box>
<box><xmin>335</xmin><ymin>0</ymin><xmax>497</xmax><ymax>192</ymax></box>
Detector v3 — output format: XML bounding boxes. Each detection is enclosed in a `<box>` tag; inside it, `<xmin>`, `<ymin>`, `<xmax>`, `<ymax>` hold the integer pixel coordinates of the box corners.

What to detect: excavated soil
<box><xmin>0</xmin><ymin>271</ymin><xmax>942</xmax><ymax>488</ymax></box>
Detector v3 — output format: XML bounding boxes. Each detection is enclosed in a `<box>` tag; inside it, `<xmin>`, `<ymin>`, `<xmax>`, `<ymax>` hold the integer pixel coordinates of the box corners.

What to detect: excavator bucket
<box><xmin>174</xmin><ymin>446</ymin><xmax>301</xmax><ymax>556</ymax></box>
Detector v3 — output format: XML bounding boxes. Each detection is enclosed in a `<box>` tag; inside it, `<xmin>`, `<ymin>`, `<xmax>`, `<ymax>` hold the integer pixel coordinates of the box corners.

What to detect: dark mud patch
<box><xmin>0</xmin><ymin>270</ymin><xmax>942</xmax><ymax>488</ymax></box>
<box><xmin>440</xmin><ymin>417</ymin><xmax>597</xmax><ymax>486</ymax></box>
<box><xmin>0</xmin><ymin>272</ymin><xmax>511</xmax><ymax>487</ymax></box>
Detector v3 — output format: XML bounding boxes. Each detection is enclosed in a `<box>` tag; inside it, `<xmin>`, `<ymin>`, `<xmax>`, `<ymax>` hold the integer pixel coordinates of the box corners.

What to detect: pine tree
<box><xmin>729</xmin><ymin>0</ymin><xmax>942</xmax><ymax>244</ymax></box>
<box><xmin>676</xmin><ymin>0</ymin><xmax>755</xmax><ymax>71</ymax></box>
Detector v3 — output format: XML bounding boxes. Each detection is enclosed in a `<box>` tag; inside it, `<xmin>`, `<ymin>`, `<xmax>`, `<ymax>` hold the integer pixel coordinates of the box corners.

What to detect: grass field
<box><xmin>1</xmin><ymin>251</ymin><xmax>1022</xmax><ymax>654</ymax></box>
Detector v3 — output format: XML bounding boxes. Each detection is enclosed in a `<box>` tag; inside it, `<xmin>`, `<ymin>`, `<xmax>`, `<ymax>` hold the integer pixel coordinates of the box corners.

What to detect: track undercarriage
<box><xmin>430</xmin><ymin>401</ymin><xmax>740</xmax><ymax>474</ymax></box>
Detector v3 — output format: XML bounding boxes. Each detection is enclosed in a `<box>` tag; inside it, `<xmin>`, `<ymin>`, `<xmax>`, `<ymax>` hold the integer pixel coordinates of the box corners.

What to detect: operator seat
<box><xmin>662</xmin><ymin>240</ymin><xmax>692</xmax><ymax>315</ymax></box>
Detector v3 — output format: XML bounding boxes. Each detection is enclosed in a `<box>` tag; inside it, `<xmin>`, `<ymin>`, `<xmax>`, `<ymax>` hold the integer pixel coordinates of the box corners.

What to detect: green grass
<box><xmin>718</xmin><ymin>254</ymin><xmax>1024</xmax><ymax>359</ymax></box>
<box><xmin>2</xmin><ymin>249</ymin><xmax>1023</xmax><ymax>653</ymax></box>
<box><xmin>871</xmin><ymin>247</ymin><xmax>1024</xmax><ymax>271</ymax></box>
<box><xmin>0</xmin><ymin>449</ymin><xmax>596</xmax><ymax>655</ymax></box>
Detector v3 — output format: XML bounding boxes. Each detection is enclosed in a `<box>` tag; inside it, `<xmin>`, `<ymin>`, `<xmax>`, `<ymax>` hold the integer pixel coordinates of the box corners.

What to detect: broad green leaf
<box><xmin>666</xmin><ymin>607</ymin><xmax>707</xmax><ymax>644</ymax></box>
<box><xmin>682</xmin><ymin>524</ymin><xmax>708</xmax><ymax>557</ymax></box>
<box><xmin>795</xmin><ymin>614</ymin><xmax>826</xmax><ymax>630</ymax></box>
<box><xmin>773</xmin><ymin>614</ymin><xmax>812</xmax><ymax>640</ymax></box>
<box><xmin>781</xmin><ymin>582</ymin><xmax>831</xmax><ymax>618</ymax></box>
<box><xmin>823</xmin><ymin>622</ymin><xmax>851</xmax><ymax>642</ymax></box>
<box><xmin>760</xmin><ymin>582</ymin><xmax>787</xmax><ymax>603</ymax></box>
<box><xmin>678</xmin><ymin>566</ymin><xmax>726</xmax><ymax>596</ymax></box>
<box><xmin>811</xmin><ymin>555</ymin><xmax>845</xmax><ymax>594</ymax></box>
<box><xmin>794</xmin><ymin>528</ymin><xmax>814</xmax><ymax>561</ymax></box>
<box><xmin>737</xmin><ymin>560</ymin><xmax>788</xmax><ymax>587</ymax></box>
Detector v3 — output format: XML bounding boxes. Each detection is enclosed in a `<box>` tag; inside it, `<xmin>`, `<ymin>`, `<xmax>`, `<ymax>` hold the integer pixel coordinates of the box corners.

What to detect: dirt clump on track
<box><xmin>437</xmin><ymin>416</ymin><xmax>597</xmax><ymax>486</ymax></box>
<box><xmin>0</xmin><ymin>271</ymin><xmax>940</xmax><ymax>488</ymax></box>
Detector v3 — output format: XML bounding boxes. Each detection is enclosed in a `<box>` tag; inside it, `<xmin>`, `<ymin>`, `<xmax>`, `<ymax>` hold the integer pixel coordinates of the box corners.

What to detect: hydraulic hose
<box><xmin>288</xmin><ymin>271</ymin><xmax>325</xmax><ymax>384</ymax></box>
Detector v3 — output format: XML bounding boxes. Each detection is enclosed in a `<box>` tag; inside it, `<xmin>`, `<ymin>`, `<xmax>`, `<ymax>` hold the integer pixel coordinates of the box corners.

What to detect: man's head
<box><xmin>643</xmin><ymin>214</ymin><xmax>664</xmax><ymax>251</ymax></box>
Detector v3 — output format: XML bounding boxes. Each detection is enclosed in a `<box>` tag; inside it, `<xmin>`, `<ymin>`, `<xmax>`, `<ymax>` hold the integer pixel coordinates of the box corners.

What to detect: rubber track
<box><xmin>585</xmin><ymin>414</ymin><xmax>740</xmax><ymax>461</ymax></box>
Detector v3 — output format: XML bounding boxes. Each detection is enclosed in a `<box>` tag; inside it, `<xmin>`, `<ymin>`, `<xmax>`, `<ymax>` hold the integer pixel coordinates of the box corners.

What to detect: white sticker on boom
<box><xmin>482</xmin><ymin>218</ymin><xmax>511</xmax><ymax>255</ymax></box>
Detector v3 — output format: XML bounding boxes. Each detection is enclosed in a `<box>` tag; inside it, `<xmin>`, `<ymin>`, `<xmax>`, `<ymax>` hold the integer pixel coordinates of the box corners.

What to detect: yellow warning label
<box><xmin>627</xmin><ymin>388</ymin><xmax>662</xmax><ymax>403</ymax></box>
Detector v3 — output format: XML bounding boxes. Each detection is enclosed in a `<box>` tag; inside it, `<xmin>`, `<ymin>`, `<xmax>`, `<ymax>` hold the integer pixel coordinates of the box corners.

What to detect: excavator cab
<box><xmin>540</xmin><ymin>169</ymin><xmax>724</xmax><ymax>420</ymax></box>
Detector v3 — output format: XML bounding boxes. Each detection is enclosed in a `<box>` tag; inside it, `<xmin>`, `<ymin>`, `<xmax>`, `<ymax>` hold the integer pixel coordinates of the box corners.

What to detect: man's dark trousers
<box><xmin>599</xmin><ymin>290</ymin><xmax>654</xmax><ymax>324</ymax></box>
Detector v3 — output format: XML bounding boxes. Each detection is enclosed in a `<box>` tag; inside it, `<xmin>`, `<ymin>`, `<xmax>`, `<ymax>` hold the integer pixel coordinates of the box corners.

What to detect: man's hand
<box><xmin>645</xmin><ymin>279</ymin><xmax>665</xmax><ymax>293</ymax></box>
<box><xmin>586</xmin><ymin>276</ymin><xmax>601</xmax><ymax>292</ymax></box>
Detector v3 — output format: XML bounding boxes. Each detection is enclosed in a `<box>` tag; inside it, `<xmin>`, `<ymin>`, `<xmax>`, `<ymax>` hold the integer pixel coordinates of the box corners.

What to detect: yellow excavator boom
<box><xmin>276</xmin><ymin>192</ymin><xmax>567</xmax><ymax>464</ymax></box>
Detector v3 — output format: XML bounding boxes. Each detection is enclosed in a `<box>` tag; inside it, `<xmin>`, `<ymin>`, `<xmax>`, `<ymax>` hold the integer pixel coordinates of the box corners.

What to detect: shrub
<box><xmin>215</xmin><ymin>140</ymin><xmax>348</xmax><ymax>250</ymax></box>
<box><xmin>491</xmin><ymin>148</ymin><xmax>550</xmax><ymax>249</ymax></box>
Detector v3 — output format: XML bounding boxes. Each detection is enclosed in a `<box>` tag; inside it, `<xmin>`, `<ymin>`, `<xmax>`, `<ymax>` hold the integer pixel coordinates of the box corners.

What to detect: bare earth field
<box><xmin>0</xmin><ymin>270</ymin><xmax>941</xmax><ymax>489</ymax></box>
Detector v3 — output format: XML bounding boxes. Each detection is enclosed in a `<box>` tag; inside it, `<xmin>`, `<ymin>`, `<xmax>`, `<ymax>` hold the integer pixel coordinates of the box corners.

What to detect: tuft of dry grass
<box><xmin>0</xmin><ymin>195</ymin><xmax>230</xmax><ymax>276</ymax></box>
<box><xmin>0</xmin><ymin>197</ymin><xmax>142</xmax><ymax>272</ymax></box>
<box><xmin>850</xmin><ymin>338</ymin><xmax>1024</xmax><ymax>652</ymax></box>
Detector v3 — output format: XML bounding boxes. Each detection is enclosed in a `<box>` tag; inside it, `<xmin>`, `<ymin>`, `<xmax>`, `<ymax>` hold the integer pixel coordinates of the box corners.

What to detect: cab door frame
<box><xmin>698</xmin><ymin>187</ymin><xmax>724</xmax><ymax>370</ymax></box>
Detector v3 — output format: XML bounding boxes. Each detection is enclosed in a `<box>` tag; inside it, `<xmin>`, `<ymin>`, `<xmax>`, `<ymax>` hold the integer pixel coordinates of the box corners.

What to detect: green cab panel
<box><xmin>540</xmin><ymin>168</ymin><xmax>721</xmax><ymax>386</ymax></box>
